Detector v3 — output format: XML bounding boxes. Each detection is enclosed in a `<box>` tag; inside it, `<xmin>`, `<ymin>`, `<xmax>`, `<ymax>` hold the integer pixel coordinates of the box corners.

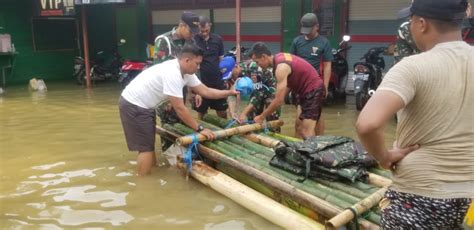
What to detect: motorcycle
<box><xmin>324</xmin><ymin>35</ymin><xmax>351</xmax><ymax>104</ymax></box>
<box><xmin>353</xmin><ymin>46</ymin><xmax>387</xmax><ymax>110</ymax></box>
<box><xmin>118</xmin><ymin>59</ymin><xmax>153</xmax><ymax>88</ymax></box>
<box><xmin>73</xmin><ymin>39</ymin><xmax>126</xmax><ymax>85</ymax></box>
<box><xmin>224</xmin><ymin>46</ymin><xmax>250</xmax><ymax>61</ymax></box>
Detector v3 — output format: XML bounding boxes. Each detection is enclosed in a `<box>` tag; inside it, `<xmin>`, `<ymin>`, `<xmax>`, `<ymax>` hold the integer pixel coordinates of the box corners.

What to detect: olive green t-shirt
<box><xmin>378</xmin><ymin>41</ymin><xmax>474</xmax><ymax>199</ymax></box>
<box><xmin>289</xmin><ymin>35</ymin><xmax>333</xmax><ymax>73</ymax></box>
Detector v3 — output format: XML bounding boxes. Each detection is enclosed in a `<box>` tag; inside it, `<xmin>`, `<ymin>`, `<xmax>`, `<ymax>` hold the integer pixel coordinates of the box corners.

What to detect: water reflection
<box><xmin>0</xmin><ymin>83</ymin><xmax>280</xmax><ymax>229</ymax></box>
<box><xmin>31</xmin><ymin>162</ymin><xmax>66</xmax><ymax>170</ymax></box>
<box><xmin>205</xmin><ymin>220</ymin><xmax>247</xmax><ymax>230</ymax></box>
<box><xmin>43</xmin><ymin>185</ymin><xmax>128</xmax><ymax>208</ymax></box>
<box><xmin>0</xmin><ymin>82</ymin><xmax>394</xmax><ymax>229</ymax></box>
<box><xmin>28</xmin><ymin>205</ymin><xmax>134</xmax><ymax>226</ymax></box>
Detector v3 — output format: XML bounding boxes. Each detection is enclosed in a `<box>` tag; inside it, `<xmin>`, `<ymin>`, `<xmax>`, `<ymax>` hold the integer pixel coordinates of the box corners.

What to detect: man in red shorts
<box><xmin>248</xmin><ymin>42</ymin><xmax>324</xmax><ymax>139</ymax></box>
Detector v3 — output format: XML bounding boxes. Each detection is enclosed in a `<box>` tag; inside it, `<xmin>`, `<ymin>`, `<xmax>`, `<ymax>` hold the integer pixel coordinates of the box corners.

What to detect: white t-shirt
<box><xmin>121</xmin><ymin>59</ymin><xmax>201</xmax><ymax>109</ymax></box>
<box><xmin>378</xmin><ymin>41</ymin><xmax>474</xmax><ymax>199</ymax></box>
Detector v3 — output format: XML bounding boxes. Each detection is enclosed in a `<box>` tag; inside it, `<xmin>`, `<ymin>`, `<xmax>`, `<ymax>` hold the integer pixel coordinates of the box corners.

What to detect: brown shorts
<box><xmin>119</xmin><ymin>97</ymin><xmax>156</xmax><ymax>152</ymax></box>
<box><xmin>298</xmin><ymin>87</ymin><xmax>324</xmax><ymax>121</ymax></box>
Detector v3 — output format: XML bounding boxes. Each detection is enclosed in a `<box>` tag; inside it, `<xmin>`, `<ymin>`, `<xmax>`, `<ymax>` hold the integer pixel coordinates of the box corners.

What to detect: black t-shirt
<box><xmin>194</xmin><ymin>33</ymin><xmax>225</xmax><ymax>89</ymax></box>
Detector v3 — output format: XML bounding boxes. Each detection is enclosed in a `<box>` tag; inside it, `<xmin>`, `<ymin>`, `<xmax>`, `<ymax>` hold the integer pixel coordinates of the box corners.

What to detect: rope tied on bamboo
<box><xmin>225</xmin><ymin>119</ymin><xmax>238</xmax><ymax>129</ymax></box>
<box><xmin>183</xmin><ymin>134</ymin><xmax>201</xmax><ymax>172</ymax></box>
<box><xmin>224</xmin><ymin>119</ymin><xmax>254</xmax><ymax>129</ymax></box>
<box><xmin>347</xmin><ymin>207</ymin><xmax>360</xmax><ymax>230</ymax></box>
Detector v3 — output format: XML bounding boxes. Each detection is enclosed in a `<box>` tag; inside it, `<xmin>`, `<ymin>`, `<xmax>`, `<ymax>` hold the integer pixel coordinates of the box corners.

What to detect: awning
<box><xmin>75</xmin><ymin>0</ymin><xmax>125</xmax><ymax>4</ymax></box>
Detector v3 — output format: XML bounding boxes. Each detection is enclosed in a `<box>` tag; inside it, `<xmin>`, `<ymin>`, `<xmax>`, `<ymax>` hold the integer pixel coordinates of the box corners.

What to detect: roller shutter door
<box><xmin>151</xmin><ymin>9</ymin><xmax>210</xmax><ymax>37</ymax></box>
<box><xmin>214</xmin><ymin>6</ymin><xmax>281</xmax><ymax>53</ymax></box>
<box><xmin>345</xmin><ymin>0</ymin><xmax>410</xmax><ymax>93</ymax></box>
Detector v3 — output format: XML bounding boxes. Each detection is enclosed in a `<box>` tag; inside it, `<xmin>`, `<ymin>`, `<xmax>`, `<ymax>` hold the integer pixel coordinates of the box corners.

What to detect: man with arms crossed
<box><xmin>249</xmin><ymin>42</ymin><xmax>324</xmax><ymax>139</ymax></box>
<box><xmin>119</xmin><ymin>43</ymin><xmax>238</xmax><ymax>176</ymax></box>
<box><xmin>193</xmin><ymin>16</ymin><xmax>227</xmax><ymax>120</ymax></box>
<box><xmin>356</xmin><ymin>0</ymin><xmax>473</xmax><ymax>228</ymax></box>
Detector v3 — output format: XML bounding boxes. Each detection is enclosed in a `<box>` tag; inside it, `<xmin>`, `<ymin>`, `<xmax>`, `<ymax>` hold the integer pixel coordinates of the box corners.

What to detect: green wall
<box><xmin>281</xmin><ymin>0</ymin><xmax>303</xmax><ymax>52</ymax></box>
<box><xmin>115</xmin><ymin>0</ymin><xmax>150</xmax><ymax>61</ymax></box>
<box><xmin>0</xmin><ymin>1</ymin><xmax>122</xmax><ymax>86</ymax></box>
<box><xmin>281</xmin><ymin>0</ymin><xmax>344</xmax><ymax>51</ymax></box>
<box><xmin>0</xmin><ymin>0</ymin><xmax>77</xmax><ymax>85</ymax></box>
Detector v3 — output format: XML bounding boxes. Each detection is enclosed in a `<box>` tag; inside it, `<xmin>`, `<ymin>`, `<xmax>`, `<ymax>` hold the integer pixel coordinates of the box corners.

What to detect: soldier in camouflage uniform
<box><xmin>153</xmin><ymin>11</ymin><xmax>200</xmax><ymax>150</ymax></box>
<box><xmin>393</xmin><ymin>21</ymin><xmax>420</xmax><ymax>63</ymax></box>
<box><xmin>238</xmin><ymin>62</ymin><xmax>281</xmax><ymax>131</ymax></box>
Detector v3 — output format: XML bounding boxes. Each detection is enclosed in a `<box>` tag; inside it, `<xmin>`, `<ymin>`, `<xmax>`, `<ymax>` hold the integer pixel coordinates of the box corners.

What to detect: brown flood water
<box><xmin>0</xmin><ymin>82</ymin><xmax>395</xmax><ymax>229</ymax></box>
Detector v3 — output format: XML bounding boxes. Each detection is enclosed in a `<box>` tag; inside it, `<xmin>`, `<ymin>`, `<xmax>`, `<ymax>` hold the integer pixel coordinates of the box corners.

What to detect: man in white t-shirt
<box><xmin>119</xmin><ymin>42</ymin><xmax>238</xmax><ymax>176</ymax></box>
<box><xmin>356</xmin><ymin>0</ymin><xmax>473</xmax><ymax>228</ymax></box>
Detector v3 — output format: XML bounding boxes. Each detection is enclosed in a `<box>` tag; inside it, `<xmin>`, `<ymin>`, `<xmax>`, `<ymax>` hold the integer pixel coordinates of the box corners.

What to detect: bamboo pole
<box><xmin>176</xmin><ymin>120</ymin><xmax>284</xmax><ymax>146</ymax></box>
<box><xmin>171</xmin><ymin>124</ymin><xmax>373</xmax><ymax>209</ymax></box>
<box><xmin>269</xmin><ymin>132</ymin><xmax>302</xmax><ymax>143</ymax></box>
<box><xmin>313</xmin><ymin>178</ymin><xmax>372</xmax><ymax>199</ymax></box>
<box><xmin>177</xmin><ymin>161</ymin><xmax>324</xmax><ymax>230</ymax></box>
<box><xmin>157</xmin><ymin>127</ymin><xmax>348</xmax><ymax>219</ymax></box>
<box><xmin>368</xmin><ymin>173</ymin><xmax>392</xmax><ymax>187</ymax></box>
<box><xmin>327</xmin><ymin>187</ymin><xmax>388</xmax><ymax>229</ymax></box>
<box><xmin>245</xmin><ymin>133</ymin><xmax>281</xmax><ymax>148</ymax></box>
<box><xmin>202</xmin><ymin>114</ymin><xmax>233</xmax><ymax>128</ymax></box>
<box><xmin>369</xmin><ymin>167</ymin><xmax>393</xmax><ymax>179</ymax></box>
<box><xmin>156</xmin><ymin>126</ymin><xmax>380</xmax><ymax>228</ymax></box>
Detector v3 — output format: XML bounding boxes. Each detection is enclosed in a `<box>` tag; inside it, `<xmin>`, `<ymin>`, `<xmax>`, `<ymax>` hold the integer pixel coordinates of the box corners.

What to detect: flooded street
<box><xmin>0</xmin><ymin>82</ymin><xmax>395</xmax><ymax>229</ymax></box>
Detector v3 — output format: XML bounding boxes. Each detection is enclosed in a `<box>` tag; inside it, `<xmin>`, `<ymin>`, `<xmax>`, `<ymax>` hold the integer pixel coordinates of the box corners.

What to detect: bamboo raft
<box><xmin>157</xmin><ymin>114</ymin><xmax>393</xmax><ymax>229</ymax></box>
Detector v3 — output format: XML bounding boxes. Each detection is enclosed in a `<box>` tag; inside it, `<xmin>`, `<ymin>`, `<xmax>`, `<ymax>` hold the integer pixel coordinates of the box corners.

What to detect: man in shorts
<box><xmin>248</xmin><ymin>42</ymin><xmax>324</xmax><ymax>139</ymax></box>
<box><xmin>192</xmin><ymin>16</ymin><xmax>227</xmax><ymax>120</ymax></box>
<box><xmin>119</xmin><ymin>42</ymin><xmax>238</xmax><ymax>176</ymax></box>
<box><xmin>154</xmin><ymin>11</ymin><xmax>200</xmax><ymax>151</ymax></box>
<box><xmin>290</xmin><ymin>12</ymin><xmax>333</xmax><ymax>135</ymax></box>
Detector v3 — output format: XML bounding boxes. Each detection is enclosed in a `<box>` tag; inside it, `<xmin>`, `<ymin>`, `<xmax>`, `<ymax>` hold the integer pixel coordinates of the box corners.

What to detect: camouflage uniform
<box><xmin>394</xmin><ymin>21</ymin><xmax>419</xmax><ymax>63</ymax></box>
<box><xmin>246</xmin><ymin>63</ymin><xmax>281</xmax><ymax>129</ymax></box>
<box><xmin>153</xmin><ymin>28</ymin><xmax>185</xmax><ymax>64</ymax></box>
<box><xmin>153</xmin><ymin>29</ymin><xmax>186</xmax><ymax>150</ymax></box>
<box><xmin>270</xmin><ymin>136</ymin><xmax>377</xmax><ymax>182</ymax></box>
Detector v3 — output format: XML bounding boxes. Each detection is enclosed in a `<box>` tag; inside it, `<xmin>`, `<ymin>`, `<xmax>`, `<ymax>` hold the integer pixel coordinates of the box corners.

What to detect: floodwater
<box><xmin>0</xmin><ymin>82</ymin><xmax>396</xmax><ymax>229</ymax></box>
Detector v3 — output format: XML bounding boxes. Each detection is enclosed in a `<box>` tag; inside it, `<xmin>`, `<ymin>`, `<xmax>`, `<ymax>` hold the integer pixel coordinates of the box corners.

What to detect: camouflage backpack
<box><xmin>270</xmin><ymin>136</ymin><xmax>377</xmax><ymax>183</ymax></box>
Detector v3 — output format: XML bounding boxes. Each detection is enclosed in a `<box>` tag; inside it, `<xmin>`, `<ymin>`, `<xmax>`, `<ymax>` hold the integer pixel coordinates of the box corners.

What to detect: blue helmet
<box><xmin>235</xmin><ymin>76</ymin><xmax>254</xmax><ymax>97</ymax></box>
<box><xmin>219</xmin><ymin>56</ymin><xmax>236</xmax><ymax>80</ymax></box>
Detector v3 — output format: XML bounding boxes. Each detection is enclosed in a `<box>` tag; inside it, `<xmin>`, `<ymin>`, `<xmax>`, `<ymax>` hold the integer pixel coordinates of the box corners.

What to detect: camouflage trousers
<box><xmin>381</xmin><ymin>189</ymin><xmax>471</xmax><ymax>229</ymax></box>
<box><xmin>156</xmin><ymin>101</ymin><xmax>180</xmax><ymax>151</ymax></box>
<box><xmin>248</xmin><ymin>91</ymin><xmax>281</xmax><ymax>132</ymax></box>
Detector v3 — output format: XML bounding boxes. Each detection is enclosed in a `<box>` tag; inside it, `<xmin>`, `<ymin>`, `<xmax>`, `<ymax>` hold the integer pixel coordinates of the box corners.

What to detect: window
<box><xmin>31</xmin><ymin>17</ymin><xmax>78</xmax><ymax>51</ymax></box>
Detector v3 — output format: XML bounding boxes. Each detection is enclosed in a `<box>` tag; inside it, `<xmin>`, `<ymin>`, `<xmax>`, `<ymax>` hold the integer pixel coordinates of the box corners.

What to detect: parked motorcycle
<box><xmin>73</xmin><ymin>39</ymin><xmax>126</xmax><ymax>85</ymax></box>
<box><xmin>324</xmin><ymin>35</ymin><xmax>351</xmax><ymax>104</ymax></box>
<box><xmin>353</xmin><ymin>46</ymin><xmax>387</xmax><ymax>110</ymax></box>
<box><xmin>224</xmin><ymin>46</ymin><xmax>249</xmax><ymax>61</ymax></box>
<box><xmin>118</xmin><ymin>59</ymin><xmax>153</xmax><ymax>88</ymax></box>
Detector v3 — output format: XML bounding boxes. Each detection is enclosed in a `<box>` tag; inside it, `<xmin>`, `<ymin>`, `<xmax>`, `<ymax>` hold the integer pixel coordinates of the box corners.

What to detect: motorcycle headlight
<box><xmin>332</xmin><ymin>48</ymin><xmax>337</xmax><ymax>55</ymax></box>
<box><xmin>354</xmin><ymin>64</ymin><xmax>369</xmax><ymax>73</ymax></box>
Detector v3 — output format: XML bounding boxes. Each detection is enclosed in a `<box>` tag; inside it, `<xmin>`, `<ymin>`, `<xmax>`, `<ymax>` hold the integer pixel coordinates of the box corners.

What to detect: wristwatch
<box><xmin>196</xmin><ymin>124</ymin><xmax>204</xmax><ymax>132</ymax></box>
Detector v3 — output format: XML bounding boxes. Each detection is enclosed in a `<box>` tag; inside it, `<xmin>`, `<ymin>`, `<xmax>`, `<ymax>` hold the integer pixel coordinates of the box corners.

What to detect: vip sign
<box><xmin>39</xmin><ymin>0</ymin><xmax>75</xmax><ymax>16</ymax></box>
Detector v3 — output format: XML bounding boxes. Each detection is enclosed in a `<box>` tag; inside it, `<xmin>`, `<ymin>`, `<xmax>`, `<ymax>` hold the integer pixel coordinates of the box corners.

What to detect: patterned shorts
<box><xmin>381</xmin><ymin>189</ymin><xmax>471</xmax><ymax>229</ymax></box>
<box><xmin>298</xmin><ymin>87</ymin><xmax>325</xmax><ymax>121</ymax></box>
